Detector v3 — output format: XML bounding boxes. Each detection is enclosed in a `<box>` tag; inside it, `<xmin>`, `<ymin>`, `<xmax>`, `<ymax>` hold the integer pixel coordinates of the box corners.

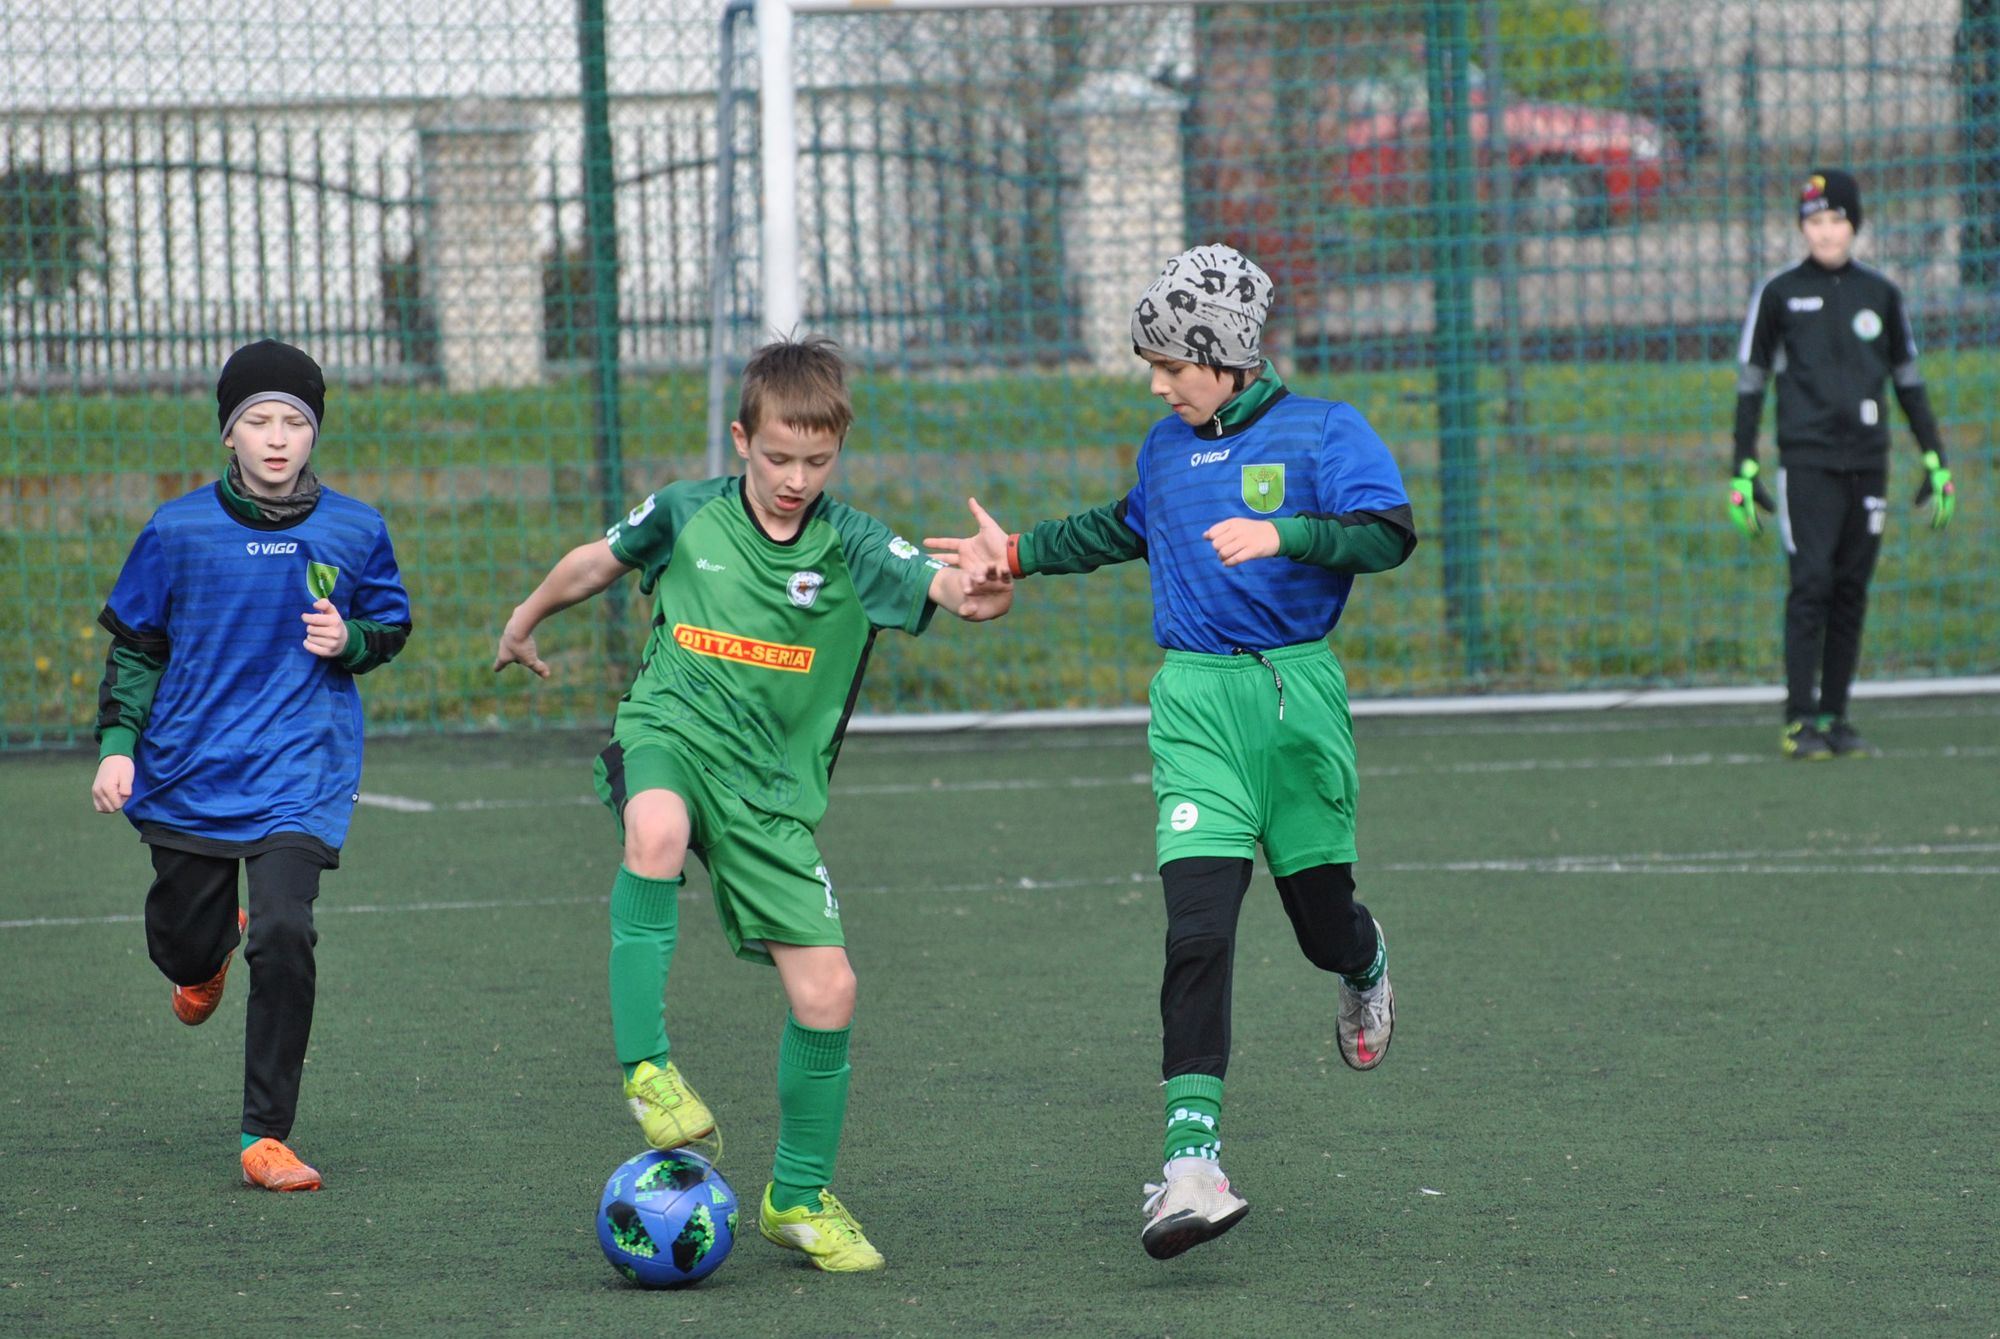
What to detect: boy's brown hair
<box><xmin>736</xmin><ymin>335</ymin><xmax>853</xmax><ymax>442</ymax></box>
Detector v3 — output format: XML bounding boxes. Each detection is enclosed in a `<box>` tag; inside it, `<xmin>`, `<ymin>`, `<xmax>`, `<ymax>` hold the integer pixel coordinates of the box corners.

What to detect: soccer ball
<box><xmin>597</xmin><ymin>1148</ymin><xmax>738</xmax><ymax>1287</ymax></box>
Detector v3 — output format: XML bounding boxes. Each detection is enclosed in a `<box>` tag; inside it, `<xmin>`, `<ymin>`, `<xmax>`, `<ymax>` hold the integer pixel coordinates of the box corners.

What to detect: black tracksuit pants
<box><xmin>1158</xmin><ymin>857</ymin><xmax>1378</xmax><ymax>1079</ymax></box>
<box><xmin>1777</xmin><ymin>463</ymin><xmax>1887</xmax><ymax>723</ymax></box>
<box><xmin>145</xmin><ymin>843</ymin><xmax>325</xmax><ymax>1142</ymax></box>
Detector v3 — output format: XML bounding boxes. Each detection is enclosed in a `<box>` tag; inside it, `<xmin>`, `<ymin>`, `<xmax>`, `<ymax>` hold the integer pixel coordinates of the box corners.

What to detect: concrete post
<box><xmin>416</xmin><ymin>100</ymin><xmax>543</xmax><ymax>391</ymax></box>
<box><xmin>1055</xmin><ymin>73</ymin><xmax>1188</xmax><ymax>372</ymax></box>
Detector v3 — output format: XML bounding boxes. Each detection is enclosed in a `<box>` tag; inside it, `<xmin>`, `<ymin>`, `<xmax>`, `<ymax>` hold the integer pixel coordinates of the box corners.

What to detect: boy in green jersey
<box><xmin>494</xmin><ymin>337</ymin><xmax>1011</xmax><ymax>1272</ymax></box>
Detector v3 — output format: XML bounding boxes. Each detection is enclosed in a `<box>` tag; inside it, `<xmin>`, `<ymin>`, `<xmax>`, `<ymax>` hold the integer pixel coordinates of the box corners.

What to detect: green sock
<box><xmin>241</xmin><ymin>1132</ymin><xmax>260</xmax><ymax>1152</ymax></box>
<box><xmin>1162</xmin><ymin>1073</ymin><xmax>1225</xmax><ymax>1165</ymax></box>
<box><xmin>1342</xmin><ymin>931</ymin><xmax>1387</xmax><ymax>991</ymax></box>
<box><xmin>771</xmin><ymin>1014</ymin><xmax>851</xmax><ymax>1213</ymax></box>
<box><xmin>609</xmin><ymin>867</ymin><xmax>681</xmax><ymax>1080</ymax></box>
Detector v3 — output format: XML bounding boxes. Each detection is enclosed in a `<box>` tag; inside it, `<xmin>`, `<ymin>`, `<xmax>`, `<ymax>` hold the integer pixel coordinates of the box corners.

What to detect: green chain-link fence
<box><xmin>4</xmin><ymin>0</ymin><xmax>1995</xmax><ymax>747</ymax></box>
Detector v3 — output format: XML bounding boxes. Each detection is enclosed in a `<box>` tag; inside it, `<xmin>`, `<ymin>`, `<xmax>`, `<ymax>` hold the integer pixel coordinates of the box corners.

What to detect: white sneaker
<box><xmin>1337</xmin><ymin>920</ymin><xmax>1395</xmax><ymax>1071</ymax></box>
<box><xmin>1140</xmin><ymin>1157</ymin><xmax>1249</xmax><ymax>1260</ymax></box>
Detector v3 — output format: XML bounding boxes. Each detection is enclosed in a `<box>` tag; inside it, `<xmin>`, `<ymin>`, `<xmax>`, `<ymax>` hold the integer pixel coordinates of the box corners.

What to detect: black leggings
<box><xmin>1158</xmin><ymin>856</ymin><xmax>1377</xmax><ymax>1080</ymax></box>
<box><xmin>146</xmin><ymin>843</ymin><xmax>325</xmax><ymax>1142</ymax></box>
<box><xmin>1780</xmin><ymin>463</ymin><xmax>1886</xmax><ymax>721</ymax></box>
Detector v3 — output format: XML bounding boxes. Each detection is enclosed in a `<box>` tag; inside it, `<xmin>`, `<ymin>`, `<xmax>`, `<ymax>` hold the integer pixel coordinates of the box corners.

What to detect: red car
<box><xmin>1338</xmin><ymin>65</ymin><xmax>1678</xmax><ymax>232</ymax></box>
<box><xmin>1194</xmin><ymin>46</ymin><xmax>1679</xmax><ymax>274</ymax></box>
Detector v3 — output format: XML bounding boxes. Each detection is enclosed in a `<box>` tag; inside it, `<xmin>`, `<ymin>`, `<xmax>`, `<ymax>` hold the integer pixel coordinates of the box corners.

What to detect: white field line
<box><xmin>1385</xmin><ymin>839</ymin><xmax>2000</xmax><ymax>877</ymax></box>
<box><xmin>10</xmin><ymin>834</ymin><xmax>1992</xmax><ymax>933</ymax></box>
<box><xmin>0</xmin><ymin>872</ymin><xmax>1152</xmax><ymax>931</ymax></box>
<box><xmin>842</xmin><ymin>674</ymin><xmax>2000</xmax><ymax>732</ymax></box>
<box><xmin>355</xmin><ymin>741</ymin><xmax>2000</xmax><ymax>815</ymax></box>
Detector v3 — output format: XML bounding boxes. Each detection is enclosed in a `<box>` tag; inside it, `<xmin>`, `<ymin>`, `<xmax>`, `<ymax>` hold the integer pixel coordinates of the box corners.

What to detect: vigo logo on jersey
<box><xmin>245</xmin><ymin>541</ymin><xmax>299</xmax><ymax>555</ymax></box>
<box><xmin>673</xmin><ymin>622</ymin><xmax>815</xmax><ymax>672</ymax></box>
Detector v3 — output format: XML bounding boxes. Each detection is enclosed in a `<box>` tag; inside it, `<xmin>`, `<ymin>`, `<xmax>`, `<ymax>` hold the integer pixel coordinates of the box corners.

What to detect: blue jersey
<box><xmin>1122</xmin><ymin>394</ymin><xmax>1411</xmax><ymax>654</ymax></box>
<box><xmin>102</xmin><ymin>484</ymin><xmax>410</xmax><ymax>851</ymax></box>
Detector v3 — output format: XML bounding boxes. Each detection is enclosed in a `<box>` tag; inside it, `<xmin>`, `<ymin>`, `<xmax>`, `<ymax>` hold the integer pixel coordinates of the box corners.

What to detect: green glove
<box><xmin>1913</xmin><ymin>450</ymin><xmax>1955</xmax><ymax>530</ymax></box>
<box><xmin>1728</xmin><ymin>459</ymin><xmax>1776</xmax><ymax>537</ymax></box>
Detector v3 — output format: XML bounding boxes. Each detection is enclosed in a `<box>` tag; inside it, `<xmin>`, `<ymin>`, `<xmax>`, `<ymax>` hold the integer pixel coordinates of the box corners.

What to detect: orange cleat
<box><xmin>241</xmin><ymin>1138</ymin><xmax>322</xmax><ymax>1192</ymax></box>
<box><xmin>172</xmin><ymin>908</ymin><xmax>247</xmax><ymax>1026</ymax></box>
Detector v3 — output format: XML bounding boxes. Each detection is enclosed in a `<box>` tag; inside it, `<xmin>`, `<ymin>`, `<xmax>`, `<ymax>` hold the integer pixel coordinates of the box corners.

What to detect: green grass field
<box><xmin>3</xmin><ymin>699</ymin><xmax>1996</xmax><ymax>1336</ymax></box>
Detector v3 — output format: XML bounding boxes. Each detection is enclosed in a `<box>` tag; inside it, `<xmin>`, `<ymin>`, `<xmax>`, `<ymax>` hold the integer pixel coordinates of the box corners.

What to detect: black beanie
<box><xmin>1798</xmin><ymin>168</ymin><xmax>1862</xmax><ymax>233</ymax></box>
<box><xmin>217</xmin><ymin>339</ymin><xmax>325</xmax><ymax>440</ymax></box>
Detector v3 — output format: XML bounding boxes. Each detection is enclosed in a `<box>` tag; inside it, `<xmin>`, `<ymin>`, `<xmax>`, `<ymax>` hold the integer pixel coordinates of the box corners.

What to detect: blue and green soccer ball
<box><xmin>597</xmin><ymin>1148</ymin><xmax>738</xmax><ymax>1287</ymax></box>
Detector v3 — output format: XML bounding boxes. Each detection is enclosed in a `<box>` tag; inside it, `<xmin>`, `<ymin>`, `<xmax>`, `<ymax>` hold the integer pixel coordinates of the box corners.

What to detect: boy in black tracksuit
<box><xmin>1729</xmin><ymin>169</ymin><xmax>1957</xmax><ymax>759</ymax></box>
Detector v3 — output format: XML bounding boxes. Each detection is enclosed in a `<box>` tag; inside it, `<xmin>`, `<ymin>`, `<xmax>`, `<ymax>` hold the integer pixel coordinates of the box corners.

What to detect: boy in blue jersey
<box><xmin>493</xmin><ymin>336</ymin><xmax>1012</xmax><ymax>1272</ymax></box>
<box><xmin>929</xmin><ymin>245</ymin><xmax>1418</xmax><ymax>1259</ymax></box>
<box><xmin>90</xmin><ymin>340</ymin><xmax>412</xmax><ymax>1192</ymax></box>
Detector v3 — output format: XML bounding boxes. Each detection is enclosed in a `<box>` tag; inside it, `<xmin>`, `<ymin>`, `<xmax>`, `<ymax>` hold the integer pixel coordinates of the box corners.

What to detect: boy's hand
<box><xmin>933</xmin><ymin>566</ymin><xmax>1014</xmax><ymax>622</ymax></box>
<box><xmin>1728</xmin><ymin>460</ymin><xmax>1776</xmax><ymax>537</ymax></box>
<box><xmin>925</xmin><ymin>497</ymin><xmax>1012</xmax><ymax>592</ymax></box>
<box><xmin>1914</xmin><ymin>450</ymin><xmax>1955</xmax><ymax>530</ymax></box>
<box><xmin>493</xmin><ymin>619</ymin><xmax>551</xmax><ymax>678</ymax></box>
<box><xmin>302</xmin><ymin>598</ymin><xmax>350</xmax><ymax>657</ymax></box>
<box><xmin>1204</xmin><ymin>517</ymin><xmax>1282</xmax><ymax>566</ymax></box>
<box><xmin>91</xmin><ymin>754</ymin><xmax>134</xmax><ymax>813</ymax></box>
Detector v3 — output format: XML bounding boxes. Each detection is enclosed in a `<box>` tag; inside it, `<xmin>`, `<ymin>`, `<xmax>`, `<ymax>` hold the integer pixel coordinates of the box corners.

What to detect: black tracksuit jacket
<box><xmin>1733</xmin><ymin>256</ymin><xmax>1945</xmax><ymax>469</ymax></box>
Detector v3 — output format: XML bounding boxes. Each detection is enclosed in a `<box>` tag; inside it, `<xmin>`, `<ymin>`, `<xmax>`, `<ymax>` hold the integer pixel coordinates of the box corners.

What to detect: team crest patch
<box><xmin>787</xmin><ymin>570</ymin><xmax>825</xmax><ymax>609</ymax></box>
<box><xmin>1851</xmin><ymin>309</ymin><xmax>1882</xmax><ymax>341</ymax></box>
<box><xmin>1241</xmin><ymin>464</ymin><xmax>1285</xmax><ymax>514</ymax></box>
<box><xmin>307</xmin><ymin>561</ymin><xmax>340</xmax><ymax>599</ymax></box>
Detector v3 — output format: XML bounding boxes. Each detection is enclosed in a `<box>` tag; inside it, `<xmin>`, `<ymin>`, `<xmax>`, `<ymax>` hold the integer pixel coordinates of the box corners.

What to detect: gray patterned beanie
<box><xmin>1130</xmin><ymin>244</ymin><xmax>1274</xmax><ymax>369</ymax></box>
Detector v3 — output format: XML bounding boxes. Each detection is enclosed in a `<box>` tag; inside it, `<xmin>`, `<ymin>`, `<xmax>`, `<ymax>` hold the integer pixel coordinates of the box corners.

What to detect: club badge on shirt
<box><xmin>787</xmin><ymin>570</ymin><xmax>825</xmax><ymax>609</ymax></box>
<box><xmin>307</xmin><ymin>562</ymin><xmax>340</xmax><ymax>599</ymax></box>
<box><xmin>1242</xmin><ymin>464</ymin><xmax>1285</xmax><ymax>514</ymax></box>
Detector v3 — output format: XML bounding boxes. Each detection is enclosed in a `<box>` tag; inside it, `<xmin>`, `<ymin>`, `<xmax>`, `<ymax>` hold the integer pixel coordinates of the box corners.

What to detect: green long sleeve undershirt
<box><xmin>1269</xmin><ymin>512</ymin><xmax>1415</xmax><ymax>573</ymax></box>
<box><xmin>1017</xmin><ymin>505</ymin><xmax>1413</xmax><ymax>577</ymax></box>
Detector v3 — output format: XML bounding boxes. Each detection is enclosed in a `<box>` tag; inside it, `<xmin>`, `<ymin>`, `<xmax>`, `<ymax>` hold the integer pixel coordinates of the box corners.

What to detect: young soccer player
<box><xmin>90</xmin><ymin>339</ymin><xmax>412</xmax><ymax>1192</ymax></box>
<box><xmin>1730</xmin><ymin>168</ymin><xmax>1958</xmax><ymax>758</ymax></box>
<box><xmin>492</xmin><ymin>335</ymin><xmax>1011</xmax><ymax>1273</ymax></box>
<box><xmin>927</xmin><ymin>244</ymin><xmax>1418</xmax><ymax>1259</ymax></box>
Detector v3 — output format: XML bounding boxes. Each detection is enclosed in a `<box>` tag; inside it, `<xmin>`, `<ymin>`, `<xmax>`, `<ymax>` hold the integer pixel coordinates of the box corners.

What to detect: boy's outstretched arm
<box><xmin>493</xmin><ymin>539</ymin><xmax>631</xmax><ymax>678</ymax></box>
<box><xmin>927</xmin><ymin>495</ymin><xmax>1145</xmax><ymax>583</ymax></box>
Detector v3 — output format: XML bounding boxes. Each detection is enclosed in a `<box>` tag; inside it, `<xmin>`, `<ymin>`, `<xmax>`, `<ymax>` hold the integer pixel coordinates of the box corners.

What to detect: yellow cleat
<box><xmin>622</xmin><ymin>1059</ymin><xmax>720</xmax><ymax>1157</ymax></box>
<box><xmin>758</xmin><ymin>1183</ymin><xmax>885</xmax><ymax>1272</ymax></box>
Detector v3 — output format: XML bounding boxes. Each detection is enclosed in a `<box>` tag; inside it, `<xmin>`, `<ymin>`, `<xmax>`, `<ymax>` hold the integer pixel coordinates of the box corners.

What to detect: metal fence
<box><xmin>3</xmin><ymin>0</ymin><xmax>1996</xmax><ymax>747</ymax></box>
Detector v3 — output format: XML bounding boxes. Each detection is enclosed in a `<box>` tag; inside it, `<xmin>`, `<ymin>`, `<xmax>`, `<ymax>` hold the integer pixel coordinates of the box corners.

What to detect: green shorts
<box><xmin>594</xmin><ymin>737</ymin><xmax>843</xmax><ymax>964</ymax></box>
<box><xmin>1148</xmin><ymin>641</ymin><xmax>1358</xmax><ymax>875</ymax></box>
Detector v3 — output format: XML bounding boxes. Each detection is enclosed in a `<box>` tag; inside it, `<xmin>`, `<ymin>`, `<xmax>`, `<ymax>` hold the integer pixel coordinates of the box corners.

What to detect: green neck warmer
<box><xmin>223</xmin><ymin>456</ymin><xmax>322</xmax><ymax>524</ymax></box>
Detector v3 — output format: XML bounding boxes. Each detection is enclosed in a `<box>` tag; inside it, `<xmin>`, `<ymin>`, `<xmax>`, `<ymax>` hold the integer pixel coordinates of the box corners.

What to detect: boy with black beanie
<box><xmin>1728</xmin><ymin>169</ymin><xmax>1957</xmax><ymax>758</ymax></box>
<box><xmin>91</xmin><ymin>339</ymin><xmax>412</xmax><ymax>1190</ymax></box>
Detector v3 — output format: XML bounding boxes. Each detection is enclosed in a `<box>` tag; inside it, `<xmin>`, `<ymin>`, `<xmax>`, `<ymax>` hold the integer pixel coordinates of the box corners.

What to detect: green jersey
<box><xmin>603</xmin><ymin>475</ymin><xmax>941</xmax><ymax>827</ymax></box>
